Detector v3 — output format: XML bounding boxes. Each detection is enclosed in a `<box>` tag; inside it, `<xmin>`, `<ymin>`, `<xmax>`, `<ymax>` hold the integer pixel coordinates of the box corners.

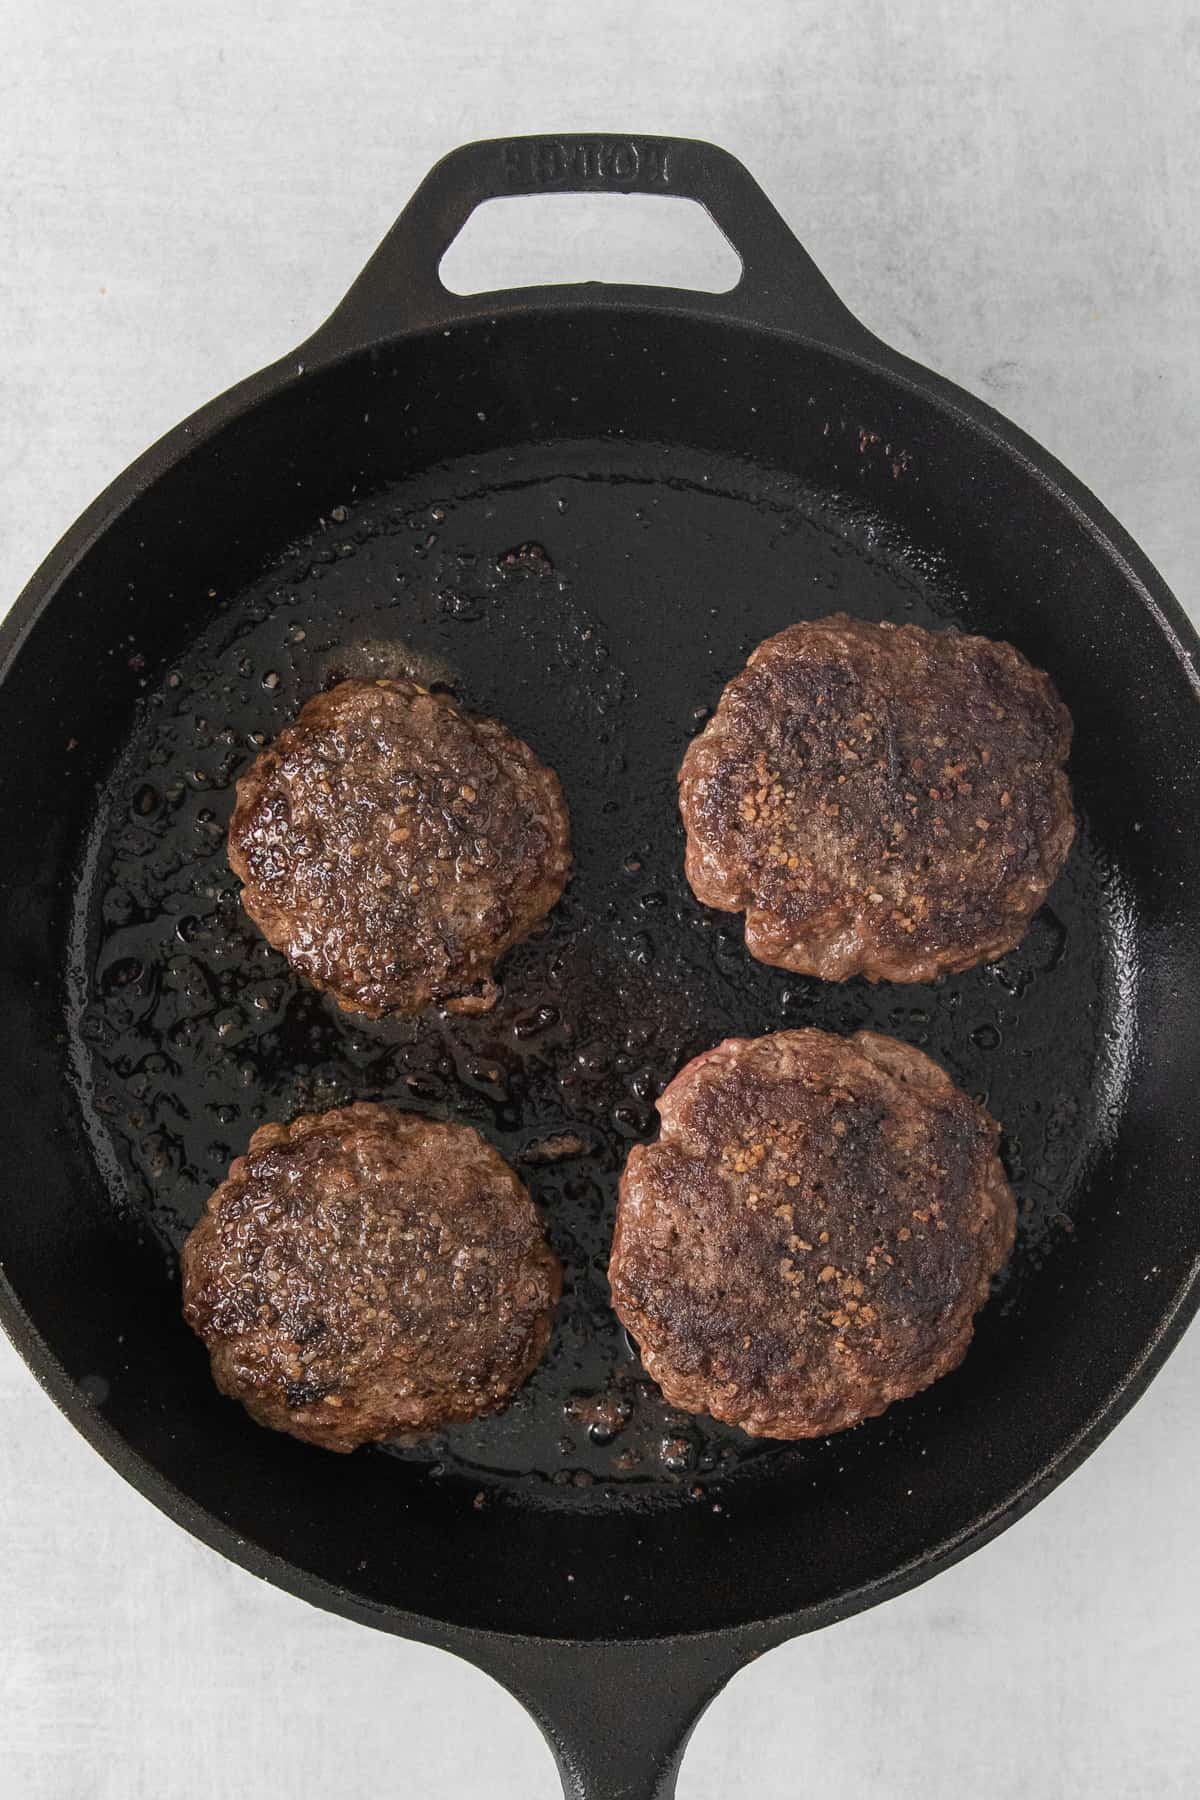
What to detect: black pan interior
<box><xmin>2</xmin><ymin>311</ymin><xmax>1198</xmax><ymax>1639</ymax></box>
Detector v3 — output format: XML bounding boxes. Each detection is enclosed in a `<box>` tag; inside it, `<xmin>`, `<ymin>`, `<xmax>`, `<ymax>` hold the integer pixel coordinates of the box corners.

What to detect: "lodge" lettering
<box><xmin>502</xmin><ymin>138</ymin><xmax>673</xmax><ymax>188</ymax></box>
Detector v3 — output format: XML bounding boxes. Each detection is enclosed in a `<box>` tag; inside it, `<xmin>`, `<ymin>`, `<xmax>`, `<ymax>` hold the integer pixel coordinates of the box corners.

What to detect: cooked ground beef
<box><xmin>228</xmin><ymin>679</ymin><xmax>570</xmax><ymax>1015</ymax></box>
<box><xmin>679</xmin><ymin>615</ymin><xmax>1073</xmax><ymax>982</ymax></box>
<box><xmin>182</xmin><ymin>1103</ymin><xmax>561</xmax><ymax>1451</ymax></box>
<box><xmin>609</xmin><ymin>1029</ymin><xmax>1015</xmax><ymax>1438</ymax></box>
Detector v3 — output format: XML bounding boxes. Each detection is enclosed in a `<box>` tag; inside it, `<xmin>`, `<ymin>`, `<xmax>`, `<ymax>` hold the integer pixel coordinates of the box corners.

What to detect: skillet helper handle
<box><xmin>475</xmin><ymin>1634</ymin><xmax>759</xmax><ymax>1800</ymax></box>
<box><xmin>302</xmin><ymin>133</ymin><xmax>875</xmax><ymax>354</ymax></box>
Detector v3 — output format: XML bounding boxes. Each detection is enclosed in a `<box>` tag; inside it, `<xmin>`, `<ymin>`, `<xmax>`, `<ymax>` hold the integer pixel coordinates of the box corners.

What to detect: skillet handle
<box><xmin>470</xmin><ymin>1633</ymin><xmax>760</xmax><ymax>1800</ymax></box>
<box><xmin>301</xmin><ymin>133</ymin><xmax>875</xmax><ymax>356</ymax></box>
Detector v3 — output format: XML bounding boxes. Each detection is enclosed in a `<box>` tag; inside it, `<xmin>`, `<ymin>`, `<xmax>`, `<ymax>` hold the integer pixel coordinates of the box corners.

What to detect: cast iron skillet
<box><xmin>2</xmin><ymin>136</ymin><xmax>1199</xmax><ymax>1798</ymax></box>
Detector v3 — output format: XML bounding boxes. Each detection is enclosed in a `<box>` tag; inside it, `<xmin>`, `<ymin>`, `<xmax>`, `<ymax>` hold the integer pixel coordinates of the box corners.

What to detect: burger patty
<box><xmin>228</xmin><ymin>678</ymin><xmax>571</xmax><ymax>1016</ymax></box>
<box><xmin>609</xmin><ymin>1029</ymin><xmax>1015</xmax><ymax>1438</ymax></box>
<box><xmin>679</xmin><ymin>615</ymin><xmax>1074</xmax><ymax>982</ymax></box>
<box><xmin>181</xmin><ymin>1103</ymin><xmax>561</xmax><ymax>1452</ymax></box>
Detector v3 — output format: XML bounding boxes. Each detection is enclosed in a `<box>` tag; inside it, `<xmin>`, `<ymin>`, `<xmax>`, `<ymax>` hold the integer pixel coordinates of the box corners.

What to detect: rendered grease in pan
<box><xmin>67</xmin><ymin>438</ymin><xmax>1132</xmax><ymax>1500</ymax></box>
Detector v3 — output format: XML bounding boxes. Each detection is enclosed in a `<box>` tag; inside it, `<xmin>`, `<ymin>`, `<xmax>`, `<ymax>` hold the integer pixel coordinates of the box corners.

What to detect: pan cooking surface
<box><xmin>66</xmin><ymin>437</ymin><xmax>1130</xmax><ymax>1501</ymax></box>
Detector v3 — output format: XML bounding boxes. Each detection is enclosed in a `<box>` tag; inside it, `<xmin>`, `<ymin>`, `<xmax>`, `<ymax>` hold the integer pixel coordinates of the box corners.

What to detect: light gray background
<box><xmin>2</xmin><ymin>2</ymin><xmax>1198</xmax><ymax>1795</ymax></box>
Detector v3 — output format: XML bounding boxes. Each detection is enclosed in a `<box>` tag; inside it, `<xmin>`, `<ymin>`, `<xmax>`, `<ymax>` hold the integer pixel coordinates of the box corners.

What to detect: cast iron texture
<box><xmin>1</xmin><ymin>137</ymin><xmax>1198</xmax><ymax>1800</ymax></box>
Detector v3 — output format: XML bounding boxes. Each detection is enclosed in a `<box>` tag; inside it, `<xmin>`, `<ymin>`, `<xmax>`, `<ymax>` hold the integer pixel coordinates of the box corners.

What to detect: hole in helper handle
<box><xmin>301</xmin><ymin>133</ymin><xmax>876</xmax><ymax>354</ymax></box>
<box><xmin>438</xmin><ymin>192</ymin><xmax>745</xmax><ymax>297</ymax></box>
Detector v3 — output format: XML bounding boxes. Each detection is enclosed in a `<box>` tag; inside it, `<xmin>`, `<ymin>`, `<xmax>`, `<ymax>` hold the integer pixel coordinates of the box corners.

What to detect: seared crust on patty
<box><xmin>609</xmin><ymin>1029</ymin><xmax>1015</xmax><ymax>1438</ymax></box>
<box><xmin>679</xmin><ymin>615</ymin><xmax>1074</xmax><ymax>982</ymax></box>
<box><xmin>228</xmin><ymin>679</ymin><xmax>570</xmax><ymax>1016</ymax></box>
<box><xmin>181</xmin><ymin>1103</ymin><xmax>561</xmax><ymax>1452</ymax></box>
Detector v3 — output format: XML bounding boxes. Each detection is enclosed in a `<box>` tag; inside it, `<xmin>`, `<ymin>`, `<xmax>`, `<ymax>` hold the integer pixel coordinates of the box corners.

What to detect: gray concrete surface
<box><xmin>1</xmin><ymin>2</ymin><xmax>1197</xmax><ymax>1794</ymax></box>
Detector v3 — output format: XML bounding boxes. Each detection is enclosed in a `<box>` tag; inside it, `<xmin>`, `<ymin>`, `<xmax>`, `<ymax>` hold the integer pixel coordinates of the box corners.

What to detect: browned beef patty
<box><xmin>679</xmin><ymin>615</ymin><xmax>1074</xmax><ymax>982</ymax></box>
<box><xmin>609</xmin><ymin>1029</ymin><xmax>1015</xmax><ymax>1438</ymax></box>
<box><xmin>228</xmin><ymin>679</ymin><xmax>570</xmax><ymax>1016</ymax></box>
<box><xmin>181</xmin><ymin>1104</ymin><xmax>561</xmax><ymax>1452</ymax></box>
